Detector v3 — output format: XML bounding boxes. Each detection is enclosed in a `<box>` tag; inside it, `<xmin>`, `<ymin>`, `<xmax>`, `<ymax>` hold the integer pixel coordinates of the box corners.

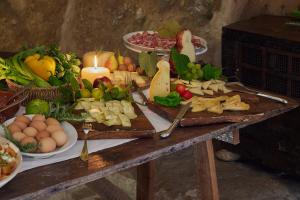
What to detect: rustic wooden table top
<box><xmin>0</xmin><ymin>95</ymin><xmax>298</xmax><ymax>200</ymax></box>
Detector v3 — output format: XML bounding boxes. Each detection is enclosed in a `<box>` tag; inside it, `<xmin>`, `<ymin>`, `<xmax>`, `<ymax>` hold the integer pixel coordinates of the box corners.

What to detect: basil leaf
<box><xmin>170</xmin><ymin>47</ymin><xmax>190</xmax><ymax>79</ymax></box>
<box><xmin>82</xmin><ymin>79</ymin><xmax>93</xmax><ymax>92</ymax></box>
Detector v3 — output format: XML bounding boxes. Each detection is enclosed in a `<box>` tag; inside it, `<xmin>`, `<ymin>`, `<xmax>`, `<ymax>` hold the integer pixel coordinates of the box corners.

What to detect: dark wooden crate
<box><xmin>221</xmin><ymin>15</ymin><xmax>300</xmax><ymax>176</ymax></box>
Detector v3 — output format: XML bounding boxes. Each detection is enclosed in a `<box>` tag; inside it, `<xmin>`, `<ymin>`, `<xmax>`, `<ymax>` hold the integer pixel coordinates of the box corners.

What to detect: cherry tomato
<box><xmin>182</xmin><ymin>90</ymin><xmax>193</xmax><ymax>100</ymax></box>
<box><xmin>175</xmin><ymin>84</ymin><xmax>186</xmax><ymax>95</ymax></box>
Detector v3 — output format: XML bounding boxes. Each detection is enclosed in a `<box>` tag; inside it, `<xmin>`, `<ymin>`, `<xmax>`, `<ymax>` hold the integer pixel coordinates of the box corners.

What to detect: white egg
<box><xmin>12</xmin><ymin>131</ymin><xmax>26</xmax><ymax>142</ymax></box>
<box><xmin>51</xmin><ymin>131</ymin><xmax>68</xmax><ymax>147</ymax></box>
<box><xmin>23</xmin><ymin>127</ymin><xmax>38</xmax><ymax>137</ymax></box>
<box><xmin>39</xmin><ymin>137</ymin><xmax>56</xmax><ymax>153</ymax></box>
<box><xmin>46</xmin><ymin>118</ymin><xmax>60</xmax><ymax>126</ymax></box>
<box><xmin>30</xmin><ymin>121</ymin><xmax>47</xmax><ymax>132</ymax></box>
<box><xmin>32</xmin><ymin>114</ymin><xmax>46</xmax><ymax>122</ymax></box>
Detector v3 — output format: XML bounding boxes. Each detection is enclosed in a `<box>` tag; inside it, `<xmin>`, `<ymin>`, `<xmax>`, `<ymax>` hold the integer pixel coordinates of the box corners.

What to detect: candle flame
<box><xmin>94</xmin><ymin>55</ymin><xmax>98</xmax><ymax>67</ymax></box>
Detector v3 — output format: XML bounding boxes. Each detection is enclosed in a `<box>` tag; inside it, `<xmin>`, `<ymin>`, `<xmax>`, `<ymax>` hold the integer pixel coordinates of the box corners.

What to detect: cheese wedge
<box><xmin>149</xmin><ymin>60</ymin><xmax>170</xmax><ymax>101</ymax></box>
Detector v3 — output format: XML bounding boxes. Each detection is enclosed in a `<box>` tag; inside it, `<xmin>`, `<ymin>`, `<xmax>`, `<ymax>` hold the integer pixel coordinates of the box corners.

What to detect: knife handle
<box><xmin>257</xmin><ymin>93</ymin><xmax>288</xmax><ymax>104</ymax></box>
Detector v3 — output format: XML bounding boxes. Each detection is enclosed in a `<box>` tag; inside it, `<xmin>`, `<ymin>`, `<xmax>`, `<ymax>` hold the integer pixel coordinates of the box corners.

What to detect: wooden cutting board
<box><xmin>72</xmin><ymin>104</ymin><xmax>155</xmax><ymax>140</ymax></box>
<box><xmin>147</xmin><ymin>88</ymin><xmax>298</xmax><ymax>127</ymax></box>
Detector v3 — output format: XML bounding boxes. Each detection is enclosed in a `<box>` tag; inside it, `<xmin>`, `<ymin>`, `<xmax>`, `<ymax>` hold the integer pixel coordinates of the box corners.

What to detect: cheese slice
<box><xmin>149</xmin><ymin>60</ymin><xmax>170</xmax><ymax>101</ymax></box>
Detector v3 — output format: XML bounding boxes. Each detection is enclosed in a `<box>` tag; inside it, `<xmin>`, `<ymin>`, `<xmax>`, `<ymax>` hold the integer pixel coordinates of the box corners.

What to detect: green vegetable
<box><xmin>103</xmin><ymin>86</ymin><xmax>132</xmax><ymax>101</ymax></box>
<box><xmin>82</xmin><ymin>79</ymin><xmax>93</xmax><ymax>92</ymax></box>
<box><xmin>47</xmin><ymin>101</ymin><xmax>85</xmax><ymax>122</ymax></box>
<box><xmin>26</xmin><ymin>99</ymin><xmax>50</xmax><ymax>115</ymax></box>
<box><xmin>202</xmin><ymin>64</ymin><xmax>222</xmax><ymax>81</ymax></box>
<box><xmin>154</xmin><ymin>92</ymin><xmax>181</xmax><ymax>107</ymax></box>
<box><xmin>48</xmin><ymin>76</ymin><xmax>63</xmax><ymax>86</ymax></box>
<box><xmin>138</xmin><ymin>52</ymin><xmax>158</xmax><ymax>77</ymax></box>
<box><xmin>157</xmin><ymin>20</ymin><xmax>182</xmax><ymax>38</ymax></box>
<box><xmin>170</xmin><ymin>47</ymin><xmax>190</xmax><ymax>79</ymax></box>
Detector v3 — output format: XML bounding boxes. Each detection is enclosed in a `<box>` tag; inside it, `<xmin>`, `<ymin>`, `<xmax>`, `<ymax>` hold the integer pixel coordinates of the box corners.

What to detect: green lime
<box><xmin>92</xmin><ymin>88</ymin><xmax>104</xmax><ymax>100</ymax></box>
<box><xmin>80</xmin><ymin>88</ymin><xmax>91</xmax><ymax>98</ymax></box>
<box><xmin>26</xmin><ymin>99</ymin><xmax>50</xmax><ymax>115</ymax></box>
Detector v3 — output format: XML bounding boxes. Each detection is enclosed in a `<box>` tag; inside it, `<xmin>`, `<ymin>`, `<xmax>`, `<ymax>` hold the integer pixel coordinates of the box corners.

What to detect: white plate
<box><xmin>0</xmin><ymin>115</ymin><xmax>78</xmax><ymax>159</ymax></box>
<box><xmin>0</xmin><ymin>137</ymin><xmax>22</xmax><ymax>188</ymax></box>
<box><xmin>123</xmin><ymin>30</ymin><xmax>208</xmax><ymax>55</ymax></box>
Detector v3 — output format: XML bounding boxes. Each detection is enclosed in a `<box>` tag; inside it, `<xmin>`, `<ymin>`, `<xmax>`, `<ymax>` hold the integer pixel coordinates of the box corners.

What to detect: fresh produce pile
<box><xmin>0</xmin><ymin>45</ymin><xmax>81</xmax><ymax>88</ymax></box>
<box><xmin>4</xmin><ymin>114</ymin><xmax>68</xmax><ymax>153</ymax></box>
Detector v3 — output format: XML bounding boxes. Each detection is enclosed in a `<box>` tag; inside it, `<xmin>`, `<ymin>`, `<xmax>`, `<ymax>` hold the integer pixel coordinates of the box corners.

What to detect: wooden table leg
<box><xmin>194</xmin><ymin>139</ymin><xmax>219</xmax><ymax>200</ymax></box>
<box><xmin>136</xmin><ymin>160</ymin><xmax>157</xmax><ymax>200</ymax></box>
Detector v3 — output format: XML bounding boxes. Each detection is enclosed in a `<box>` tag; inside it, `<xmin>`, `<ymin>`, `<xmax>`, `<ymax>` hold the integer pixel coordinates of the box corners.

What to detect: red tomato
<box><xmin>175</xmin><ymin>84</ymin><xmax>186</xmax><ymax>95</ymax></box>
<box><xmin>182</xmin><ymin>90</ymin><xmax>193</xmax><ymax>100</ymax></box>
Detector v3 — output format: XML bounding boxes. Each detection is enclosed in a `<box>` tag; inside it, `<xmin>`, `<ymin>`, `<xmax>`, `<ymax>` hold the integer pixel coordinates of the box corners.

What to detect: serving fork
<box><xmin>160</xmin><ymin>102</ymin><xmax>191</xmax><ymax>139</ymax></box>
<box><xmin>80</xmin><ymin>123</ymin><xmax>92</xmax><ymax>161</ymax></box>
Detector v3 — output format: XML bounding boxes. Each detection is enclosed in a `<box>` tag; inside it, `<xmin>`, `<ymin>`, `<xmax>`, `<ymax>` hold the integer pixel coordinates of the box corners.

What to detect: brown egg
<box><xmin>23</xmin><ymin>127</ymin><xmax>38</xmax><ymax>137</ymax></box>
<box><xmin>51</xmin><ymin>131</ymin><xmax>68</xmax><ymax>147</ymax></box>
<box><xmin>20</xmin><ymin>136</ymin><xmax>37</xmax><ymax>146</ymax></box>
<box><xmin>32</xmin><ymin>114</ymin><xmax>46</xmax><ymax>122</ymax></box>
<box><xmin>36</xmin><ymin>130</ymin><xmax>50</xmax><ymax>141</ymax></box>
<box><xmin>46</xmin><ymin>125</ymin><xmax>63</xmax><ymax>133</ymax></box>
<box><xmin>13</xmin><ymin>121</ymin><xmax>27</xmax><ymax>130</ymax></box>
<box><xmin>15</xmin><ymin>115</ymin><xmax>31</xmax><ymax>125</ymax></box>
<box><xmin>39</xmin><ymin>137</ymin><xmax>56</xmax><ymax>153</ymax></box>
<box><xmin>30</xmin><ymin>121</ymin><xmax>47</xmax><ymax>132</ymax></box>
<box><xmin>8</xmin><ymin>124</ymin><xmax>21</xmax><ymax>134</ymax></box>
<box><xmin>46</xmin><ymin>118</ymin><xmax>60</xmax><ymax>126</ymax></box>
<box><xmin>12</xmin><ymin>131</ymin><xmax>26</xmax><ymax>142</ymax></box>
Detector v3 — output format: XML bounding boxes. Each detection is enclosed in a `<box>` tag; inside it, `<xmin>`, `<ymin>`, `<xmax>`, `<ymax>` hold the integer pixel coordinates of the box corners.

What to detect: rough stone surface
<box><xmin>46</xmin><ymin>147</ymin><xmax>300</xmax><ymax>200</ymax></box>
<box><xmin>0</xmin><ymin>0</ymin><xmax>299</xmax><ymax>65</ymax></box>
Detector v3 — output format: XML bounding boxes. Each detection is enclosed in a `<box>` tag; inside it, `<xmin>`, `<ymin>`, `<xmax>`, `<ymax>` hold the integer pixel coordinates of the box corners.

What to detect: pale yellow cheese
<box><xmin>149</xmin><ymin>60</ymin><xmax>170</xmax><ymax>101</ymax></box>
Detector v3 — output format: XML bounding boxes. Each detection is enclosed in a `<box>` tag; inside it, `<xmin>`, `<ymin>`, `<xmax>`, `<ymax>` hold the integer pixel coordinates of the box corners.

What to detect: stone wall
<box><xmin>0</xmin><ymin>0</ymin><xmax>299</xmax><ymax>65</ymax></box>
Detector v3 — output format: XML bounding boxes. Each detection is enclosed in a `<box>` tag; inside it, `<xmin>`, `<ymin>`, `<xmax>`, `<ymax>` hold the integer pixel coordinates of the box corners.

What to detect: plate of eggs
<box><xmin>0</xmin><ymin>114</ymin><xmax>78</xmax><ymax>159</ymax></box>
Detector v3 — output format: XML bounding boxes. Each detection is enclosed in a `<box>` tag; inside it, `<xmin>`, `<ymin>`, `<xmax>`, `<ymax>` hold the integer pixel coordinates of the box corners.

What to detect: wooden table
<box><xmin>0</xmin><ymin>95</ymin><xmax>298</xmax><ymax>200</ymax></box>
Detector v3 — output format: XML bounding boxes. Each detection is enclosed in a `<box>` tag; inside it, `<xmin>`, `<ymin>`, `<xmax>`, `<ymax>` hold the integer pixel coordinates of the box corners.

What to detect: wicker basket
<box><xmin>6</xmin><ymin>79</ymin><xmax>67</xmax><ymax>105</ymax></box>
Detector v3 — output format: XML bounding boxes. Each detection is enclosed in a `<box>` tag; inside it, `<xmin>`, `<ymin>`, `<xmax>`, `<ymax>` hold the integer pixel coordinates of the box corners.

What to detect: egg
<box><xmin>36</xmin><ymin>130</ymin><xmax>50</xmax><ymax>141</ymax></box>
<box><xmin>20</xmin><ymin>136</ymin><xmax>37</xmax><ymax>146</ymax></box>
<box><xmin>30</xmin><ymin>121</ymin><xmax>47</xmax><ymax>132</ymax></box>
<box><xmin>51</xmin><ymin>131</ymin><xmax>68</xmax><ymax>147</ymax></box>
<box><xmin>13</xmin><ymin>121</ymin><xmax>27</xmax><ymax>130</ymax></box>
<box><xmin>15</xmin><ymin>115</ymin><xmax>31</xmax><ymax>125</ymax></box>
<box><xmin>23</xmin><ymin>127</ymin><xmax>38</xmax><ymax>137</ymax></box>
<box><xmin>46</xmin><ymin>125</ymin><xmax>63</xmax><ymax>133</ymax></box>
<box><xmin>32</xmin><ymin>114</ymin><xmax>46</xmax><ymax>122</ymax></box>
<box><xmin>46</xmin><ymin>118</ymin><xmax>60</xmax><ymax>126</ymax></box>
<box><xmin>39</xmin><ymin>137</ymin><xmax>56</xmax><ymax>153</ymax></box>
<box><xmin>8</xmin><ymin>124</ymin><xmax>21</xmax><ymax>134</ymax></box>
<box><xmin>12</xmin><ymin>131</ymin><xmax>26</xmax><ymax>142</ymax></box>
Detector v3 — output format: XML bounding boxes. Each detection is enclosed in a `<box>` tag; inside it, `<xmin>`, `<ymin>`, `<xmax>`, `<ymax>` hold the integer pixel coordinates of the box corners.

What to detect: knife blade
<box><xmin>226</xmin><ymin>82</ymin><xmax>288</xmax><ymax>104</ymax></box>
<box><xmin>132</xmin><ymin>81</ymin><xmax>148</xmax><ymax>106</ymax></box>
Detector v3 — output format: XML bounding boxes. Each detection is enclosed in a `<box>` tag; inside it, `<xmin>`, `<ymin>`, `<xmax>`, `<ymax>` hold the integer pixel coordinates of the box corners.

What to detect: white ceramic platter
<box><xmin>0</xmin><ymin>115</ymin><xmax>78</xmax><ymax>159</ymax></box>
<box><xmin>123</xmin><ymin>30</ymin><xmax>208</xmax><ymax>55</ymax></box>
<box><xmin>0</xmin><ymin>137</ymin><xmax>22</xmax><ymax>188</ymax></box>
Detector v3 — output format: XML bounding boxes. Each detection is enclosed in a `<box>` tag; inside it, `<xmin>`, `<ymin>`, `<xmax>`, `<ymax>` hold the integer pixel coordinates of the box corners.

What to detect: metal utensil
<box><xmin>132</xmin><ymin>81</ymin><xmax>147</xmax><ymax>106</ymax></box>
<box><xmin>226</xmin><ymin>82</ymin><xmax>288</xmax><ymax>104</ymax></box>
<box><xmin>160</xmin><ymin>102</ymin><xmax>191</xmax><ymax>139</ymax></box>
<box><xmin>80</xmin><ymin>123</ymin><xmax>92</xmax><ymax>161</ymax></box>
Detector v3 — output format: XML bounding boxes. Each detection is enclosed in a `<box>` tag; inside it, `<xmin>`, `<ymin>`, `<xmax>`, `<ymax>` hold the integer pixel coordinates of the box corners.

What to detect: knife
<box><xmin>226</xmin><ymin>82</ymin><xmax>288</xmax><ymax>104</ymax></box>
<box><xmin>132</xmin><ymin>81</ymin><xmax>148</xmax><ymax>106</ymax></box>
<box><xmin>160</xmin><ymin>102</ymin><xmax>191</xmax><ymax>138</ymax></box>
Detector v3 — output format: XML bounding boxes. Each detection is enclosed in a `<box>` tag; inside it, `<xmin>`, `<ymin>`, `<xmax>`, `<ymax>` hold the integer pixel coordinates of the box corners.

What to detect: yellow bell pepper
<box><xmin>24</xmin><ymin>54</ymin><xmax>56</xmax><ymax>81</ymax></box>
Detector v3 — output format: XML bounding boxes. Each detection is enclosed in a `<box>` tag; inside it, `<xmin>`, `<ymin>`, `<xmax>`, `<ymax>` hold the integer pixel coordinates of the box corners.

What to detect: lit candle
<box><xmin>81</xmin><ymin>55</ymin><xmax>110</xmax><ymax>84</ymax></box>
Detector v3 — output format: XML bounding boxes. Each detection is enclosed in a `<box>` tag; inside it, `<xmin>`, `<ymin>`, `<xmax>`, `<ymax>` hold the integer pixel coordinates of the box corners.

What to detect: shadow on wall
<box><xmin>0</xmin><ymin>0</ymin><xmax>299</xmax><ymax>66</ymax></box>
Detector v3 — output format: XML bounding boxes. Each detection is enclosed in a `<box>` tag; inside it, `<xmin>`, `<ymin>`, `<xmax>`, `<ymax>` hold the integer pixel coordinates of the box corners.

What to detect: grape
<box><xmin>195</xmin><ymin>64</ymin><xmax>201</xmax><ymax>69</ymax></box>
<box><xmin>187</xmin><ymin>62</ymin><xmax>194</xmax><ymax>69</ymax></box>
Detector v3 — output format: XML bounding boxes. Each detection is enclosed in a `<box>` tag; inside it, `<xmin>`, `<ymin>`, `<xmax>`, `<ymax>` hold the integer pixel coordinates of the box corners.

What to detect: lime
<box><xmin>26</xmin><ymin>99</ymin><xmax>50</xmax><ymax>115</ymax></box>
<box><xmin>80</xmin><ymin>88</ymin><xmax>91</xmax><ymax>98</ymax></box>
<box><xmin>92</xmin><ymin>88</ymin><xmax>104</xmax><ymax>100</ymax></box>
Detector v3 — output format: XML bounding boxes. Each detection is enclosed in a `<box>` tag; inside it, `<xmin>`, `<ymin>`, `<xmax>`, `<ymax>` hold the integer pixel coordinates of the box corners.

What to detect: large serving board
<box><xmin>72</xmin><ymin>104</ymin><xmax>155</xmax><ymax>140</ymax></box>
<box><xmin>147</xmin><ymin>87</ymin><xmax>298</xmax><ymax>127</ymax></box>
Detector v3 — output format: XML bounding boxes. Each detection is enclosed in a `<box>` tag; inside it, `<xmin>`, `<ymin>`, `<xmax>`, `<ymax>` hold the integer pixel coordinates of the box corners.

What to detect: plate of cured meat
<box><xmin>123</xmin><ymin>31</ymin><xmax>207</xmax><ymax>55</ymax></box>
